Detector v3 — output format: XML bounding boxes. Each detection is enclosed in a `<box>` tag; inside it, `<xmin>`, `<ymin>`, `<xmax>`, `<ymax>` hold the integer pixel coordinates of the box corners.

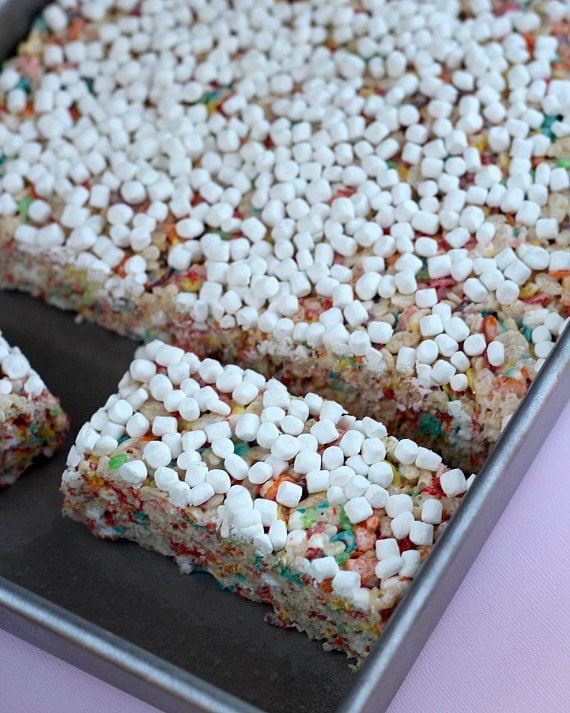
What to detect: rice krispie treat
<box><xmin>0</xmin><ymin>0</ymin><xmax>569</xmax><ymax>472</ymax></box>
<box><xmin>61</xmin><ymin>340</ymin><xmax>470</xmax><ymax>662</ymax></box>
<box><xmin>0</xmin><ymin>329</ymin><xmax>68</xmax><ymax>486</ymax></box>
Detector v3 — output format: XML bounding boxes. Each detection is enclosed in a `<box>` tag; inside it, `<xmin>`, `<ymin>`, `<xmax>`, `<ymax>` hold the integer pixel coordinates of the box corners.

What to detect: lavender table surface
<box><xmin>1</xmin><ymin>399</ymin><xmax>569</xmax><ymax>713</ymax></box>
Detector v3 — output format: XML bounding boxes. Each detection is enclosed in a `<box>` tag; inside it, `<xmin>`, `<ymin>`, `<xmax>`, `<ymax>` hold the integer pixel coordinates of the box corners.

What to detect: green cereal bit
<box><xmin>18</xmin><ymin>195</ymin><xmax>34</xmax><ymax>220</ymax></box>
<box><xmin>334</xmin><ymin>552</ymin><xmax>350</xmax><ymax>565</ymax></box>
<box><xmin>303</xmin><ymin>508</ymin><xmax>317</xmax><ymax>529</ymax></box>
<box><xmin>338</xmin><ymin>507</ymin><xmax>353</xmax><ymax>532</ymax></box>
<box><xmin>49</xmin><ymin>407</ymin><xmax>62</xmax><ymax>416</ymax></box>
<box><xmin>108</xmin><ymin>453</ymin><xmax>128</xmax><ymax>470</ymax></box>
<box><xmin>557</xmin><ymin>158</ymin><xmax>570</xmax><ymax>169</ymax></box>
<box><xmin>408</xmin><ymin>486</ymin><xmax>420</xmax><ymax>497</ymax></box>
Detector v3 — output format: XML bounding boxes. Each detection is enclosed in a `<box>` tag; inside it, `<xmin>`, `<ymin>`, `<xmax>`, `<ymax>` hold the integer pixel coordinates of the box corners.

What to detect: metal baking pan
<box><xmin>1</xmin><ymin>4</ymin><xmax>569</xmax><ymax>712</ymax></box>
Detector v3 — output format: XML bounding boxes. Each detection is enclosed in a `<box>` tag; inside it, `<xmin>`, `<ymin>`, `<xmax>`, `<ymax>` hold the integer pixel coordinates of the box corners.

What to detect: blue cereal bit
<box><xmin>331</xmin><ymin>530</ymin><xmax>356</xmax><ymax>554</ymax></box>
<box><xmin>234</xmin><ymin>441</ymin><xmax>250</xmax><ymax>457</ymax></box>
<box><xmin>280</xmin><ymin>566</ymin><xmax>304</xmax><ymax>586</ymax></box>
<box><xmin>540</xmin><ymin>115</ymin><xmax>558</xmax><ymax>140</ymax></box>
<box><xmin>133</xmin><ymin>511</ymin><xmax>148</xmax><ymax>524</ymax></box>
<box><xmin>418</xmin><ymin>412</ymin><xmax>443</xmax><ymax>438</ymax></box>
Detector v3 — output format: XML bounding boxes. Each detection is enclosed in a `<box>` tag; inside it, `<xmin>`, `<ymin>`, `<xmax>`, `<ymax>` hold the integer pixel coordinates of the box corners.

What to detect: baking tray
<box><xmin>1</xmin><ymin>4</ymin><xmax>570</xmax><ymax>712</ymax></box>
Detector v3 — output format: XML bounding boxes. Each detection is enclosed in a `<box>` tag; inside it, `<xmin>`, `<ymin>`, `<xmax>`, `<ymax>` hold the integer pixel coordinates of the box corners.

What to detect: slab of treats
<box><xmin>0</xmin><ymin>328</ymin><xmax>68</xmax><ymax>486</ymax></box>
<box><xmin>0</xmin><ymin>1</ymin><xmax>569</xmax><ymax>474</ymax></box>
<box><xmin>61</xmin><ymin>341</ymin><xmax>471</xmax><ymax>661</ymax></box>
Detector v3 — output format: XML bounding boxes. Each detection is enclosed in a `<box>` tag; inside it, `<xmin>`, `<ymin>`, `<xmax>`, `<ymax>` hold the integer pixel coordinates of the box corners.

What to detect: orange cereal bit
<box><xmin>262</xmin><ymin>475</ymin><xmax>298</xmax><ymax>501</ymax></box>
<box><xmin>483</xmin><ymin>315</ymin><xmax>498</xmax><ymax>341</ymax></box>
<box><xmin>500</xmin><ymin>378</ymin><xmax>528</xmax><ymax>398</ymax></box>
<box><xmin>353</xmin><ymin>526</ymin><xmax>376</xmax><ymax>553</ymax></box>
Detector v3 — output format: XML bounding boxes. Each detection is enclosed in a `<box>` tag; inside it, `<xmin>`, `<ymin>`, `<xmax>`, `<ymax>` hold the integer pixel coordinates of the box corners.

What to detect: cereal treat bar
<box><xmin>0</xmin><ymin>329</ymin><xmax>68</xmax><ymax>486</ymax></box>
<box><xmin>1</xmin><ymin>1</ymin><xmax>570</xmax><ymax>472</ymax></box>
<box><xmin>61</xmin><ymin>341</ymin><xmax>470</xmax><ymax>662</ymax></box>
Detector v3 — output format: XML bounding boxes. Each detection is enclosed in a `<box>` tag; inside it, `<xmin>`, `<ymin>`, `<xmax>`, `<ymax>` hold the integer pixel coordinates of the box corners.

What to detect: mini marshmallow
<box><xmin>294</xmin><ymin>450</ymin><xmax>321</xmax><ymax>475</ymax></box>
<box><xmin>393</xmin><ymin>439</ymin><xmax>419</xmax><ymax>465</ymax></box>
<box><xmin>339</xmin><ymin>430</ymin><xmax>365</xmax><ymax>457</ymax></box>
<box><xmin>248</xmin><ymin>462</ymin><xmax>273</xmax><ymax>485</ymax></box>
<box><xmin>268</xmin><ymin>520</ymin><xmax>288</xmax><ymax>550</ymax></box>
<box><xmin>257</xmin><ymin>422</ymin><xmax>280</xmax><ymax>449</ymax></box>
<box><xmin>332</xmin><ymin>570</ymin><xmax>361</xmax><ymax>598</ymax></box>
<box><xmin>191</xmin><ymin>482</ymin><xmax>215</xmax><ymax>506</ymax></box>
<box><xmin>129</xmin><ymin>359</ymin><xmax>156</xmax><ymax>382</ymax></box>
<box><xmin>365</xmin><ymin>484</ymin><xmax>389</xmax><ymax>508</ymax></box>
<box><xmin>204</xmin><ymin>420</ymin><xmax>232</xmax><ymax>443</ymax></box>
<box><xmin>386</xmin><ymin>493</ymin><xmax>413</xmax><ymax>518</ymax></box>
<box><xmin>152</xmin><ymin>415</ymin><xmax>178</xmax><ymax>436</ymax></box>
<box><xmin>276</xmin><ymin>481</ymin><xmax>303</xmax><ymax>508</ymax></box>
<box><xmin>310</xmin><ymin>419</ymin><xmax>339</xmax><ymax>444</ymax></box>
<box><xmin>207</xmin><ymin>469</ymin><xmax>231</xmax><ymax>493</ymax></box>
<box><xmin>253</xmin><ymin>499</ymin><xmax>278</xmax><ymax>526</ymax></box>
<box><xmin>361</xmin><ymin>438</ymin><xmax>387</xmax><ymax>464</ymax></box>
<box><xmin>375</xmin><ymin>556</ymin><xmax>402</xmax><ymax>580</ymax></box>
<box><xmin>415</xmin><ymin>447</ymin><xmax>442</xmax><ymax>471</ymax></box>
<box><xmin>344</xmin><ymin>475</ymin><xmax>370</xmax><ymax>499</ymax></box>
<box><xmin>368</xmin><ymin>462</ymin><xmax>394</xmax><ymax>488</ymax></box>
<box><xmin>311</xmin><ymin>556</ymin><xmax>340</xmax><ymax>582</ymax></box>
<box><xmin>390</xmin><ymin>511</ymin><xmax>415</xmax><ymax>539</ymax></box>
<box><xmin>118</xmin><ymin>459</ymin><xmax>147</xmax><ymax>485</ymax></box>
<box><xmin>235</xmin><ymin>413</ymin><xmax>261</xmax><ymax>442</ymax></box>
<box><xmin>344</xmin><ymin>496</ymin><xmax>373</xmax><ymax>524</ymax></box>
<box><xmin>440</xmin><ymin>468</ymin><xmax>467</xmax><ymax>496</ymax></box>
<box><xmin>272</xmin><ymin>434</ymin><xmax>300</xmax><ymax>460</ymax></box>
<box><xmin>399</xmin><ymin>549</ymin><xmax>421</xmax><ymax>577</ymax></box>
<box><xmin>223</xmin><ymin>454</ymin><xmax>248</xmax><ymax>480</ymax></box>
<box><xmin>143</xmin><ymin>441</ymin><xmax>172</xmax><ymax>469</ymax></box>
<box><xmin>154</xmin><ymin>466</ymin><xmax>180</xmax><ymax>491</ymax></box>
<box><xmin>375</xmin><ymin>538</ymin><xmax>400</xmax><ymax>560</ymax></box>
<box><xmin>421</xmin><ymin>499</ymin><xmax>443</xmax><ymax>525</ymax></box>
<box><xmin>232</xmin><ymin>381</ymin><xmax>259</xmax><ymax>405</ymax></box>
<box><xmin>306</xmin><ymin>469</ymin><xmax>331</xmax><ymax>493</ymax></box>
<box><xmin>409</xmin><ymin>521</ymin><xmax>434</xmax><ymax>546</ymax></box>
<box><xmin>464</xmin><ymin>333</ymin><xmax>487</xmax><ymax>356</ymax></box>
<box><xmin>322</xmin><ymin>446</ymin><xmax>345</xmax><ymax>470</ymax></box>
<box><xmin>126</xmin><ymin>413</ymin><xmax>150</xmax><ymax>438</ymax></box>
<box><xmin>487</xmin><ymin>341</ymin><xmax>505</xmax><ymax>366</ymax></box>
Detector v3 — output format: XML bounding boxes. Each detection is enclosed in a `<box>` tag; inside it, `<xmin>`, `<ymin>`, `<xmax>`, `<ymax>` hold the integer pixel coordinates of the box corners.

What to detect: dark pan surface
<box><xmin>0</xmin><ymin>289</ymin><xmax>356</xmax><ymax>713</ymax></box>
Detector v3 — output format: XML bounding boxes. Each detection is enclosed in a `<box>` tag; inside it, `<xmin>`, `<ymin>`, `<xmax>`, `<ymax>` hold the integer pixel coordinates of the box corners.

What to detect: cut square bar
<box><xmin>61</xmin><ymin>341</ymin><xmax>468</xmax><ymax>662</ymax></box>
<box><xmin>0</xmin><ymin>329</ymin><xmax>68</xmax><ymax>486</ymax></box>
